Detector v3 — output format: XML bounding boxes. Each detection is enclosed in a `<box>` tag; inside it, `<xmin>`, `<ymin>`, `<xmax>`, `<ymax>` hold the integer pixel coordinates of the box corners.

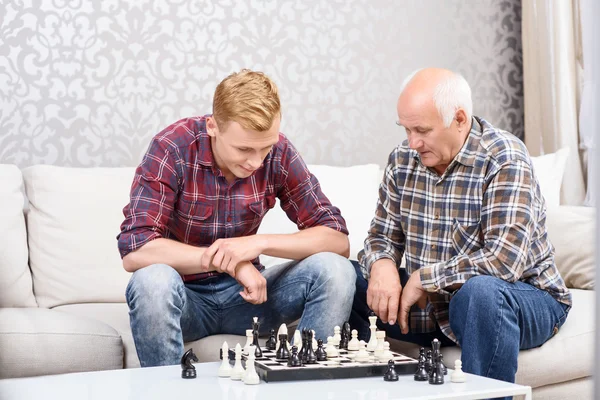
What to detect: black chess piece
<box><xmin>265</xmin><ymin>328</ymin><xmax>277</xmax><ymax>351</ymax></box>
<box><xmin>252</xmin><ymin>329</ymin><xmax>263</xmax><ymax>358</ymax></box>
<box><xmin>315</xmin><ymin>339</ymin><xmax>327</xmax><ymax>361</ymax></box>
<box><xmin>439</xmin><ymin>354</ymin><xmax>447</xmax><ymax>375</ymax></box>
<box><xmin>425</xmin><ymin>350</ymin><xmax>433</xmax><ymax>374</ymax></box>
<box><xmin>414</xmin><ymin>348</ymin><xmax>428</xmax><ymax>381</ymax></box>
<box><xmin>300</xmin><ymin>329</ymin><xmax>309</xmax><ymax>362</ymax></box>
<box><xmin>276</xmin><ymin>334</ymin><xmax>290</xmax><ymax>360</ymax></box>
<box><xmin>383</xmin><ymin>359</ymin><xmax>399</xmax><ymax>381</ymax></box>
<box><xmin>180</xmin><ymin>348</ymin><xmax>199</xmax><ymax>379</ymax></box>
<box><xmin>339</xmin><ymin>322</ymin><xmax>351</xmax><ymax>349</ymax></box>
<box><xmin>429</xmin><ymin>353</ymin><xmax>444</xmax><ymax>385</ymax></box>
<box><xmin>305</xmin><ymin>330</ymin><xmax>317</xmax><ymax>364</ymax></box>
<box><xmin>288</xmin><ymin>345</ymin><xmax>303</xmax><ymax>367</ymax></box>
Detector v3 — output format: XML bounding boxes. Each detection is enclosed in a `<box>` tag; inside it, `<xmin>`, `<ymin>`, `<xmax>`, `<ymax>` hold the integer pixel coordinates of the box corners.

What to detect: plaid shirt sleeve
<box><xmin>358</xmin><ymin>152</ymin><xmax>406</xmax><ymax>279</ymax></box>
<box><xmin>276</xmin><ymin>139</ymin><xmax>348</xmax><ymax>234</ymax></box>
<box><xmin>117</xmin><ymin>138</ymin><xmax>181</xmax><ymax>258</ymax></box>
<box><xmin>420</xmin><ymin>160</ymin><xmax>536</xmax><ymax>292</ymax></box>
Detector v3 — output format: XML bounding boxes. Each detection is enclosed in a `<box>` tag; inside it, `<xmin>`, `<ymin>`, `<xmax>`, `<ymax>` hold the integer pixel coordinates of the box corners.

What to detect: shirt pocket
<box><xmin>451</xmin><ymin>218</ymin><xmax>483</xmax><ymax>256</ymax></box>
<box><xmin>175</xmin><ymin>199</ymin><xmax>213</xmax><ymax>227</ymax></box>
<box><xmin>245</xmin><ymin>196</ymin><xmax>276</xmax><ymax>233</ymax></box>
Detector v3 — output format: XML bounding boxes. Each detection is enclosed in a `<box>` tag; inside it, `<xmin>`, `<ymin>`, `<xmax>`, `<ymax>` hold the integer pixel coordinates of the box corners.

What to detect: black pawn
<box><xmin>439</xmin><ymin>354</ymin><xmax>447</xmax><ymax>375</ymax></box>
<box><xmin>429</xmin><ymin>355</ymin><xmax>444</xmax><ymax>385</ymax></box>
<box><xmin>425</xmin><ymin>350</ymin><xmax>433</xmax><ymax>374</ymax></box>
<box><xmin>383</xmin><ymin>359</ymin><xmax>399</xmax><ymax>381</ymax></box>
<box><xmin>288</xmin><ymin>345</ymin><xmax>303</xmax><ymax>367</ymax></box>
<box><xmin>315</xmin><ymin>339</ymin><xmax>327</xmax><ymax>361</ymax></box>
<box><xmin>180</xmin><ymin>348</ymin><xmax>199</xmax><ymax>379</ymax></box>
<box><xmin>265</xmin><ymin>329</ymin><xmax>277</xmax><ymax>351</ymax></box>
<box><xmin>304</xmin><ymin>330</ymin><xmax>317</xmax><ymax>364</ymax></box>
<box><xmin>300</xmin><ymin>329</ymin><xmax>309</xmax><ymax>362</ymax></box>
<box><xmin>414</xmin><ymin>357</ymin><xmax>428</xmax><ymax>381</ymax></box>
<box><xmin>276</xmin><ymin>334</ymin><xmax>290</xmax><ymax>360</ymax></box>
<box><xmin>339</xmin><ymin>322</ymin><xmax>351</xmax><ymax>349</ymax></box>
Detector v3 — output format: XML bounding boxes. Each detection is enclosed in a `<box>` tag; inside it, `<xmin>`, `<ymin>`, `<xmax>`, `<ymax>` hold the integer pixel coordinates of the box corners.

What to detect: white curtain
<box><xmin>522</xmin><ymin>0</ymin><xmax>586</xmax><ymax>205</ymax></box>
<box><xmin>579</xmin><ymin>0</ymin><xmax>599</xmax><ymax>206</ymax></box>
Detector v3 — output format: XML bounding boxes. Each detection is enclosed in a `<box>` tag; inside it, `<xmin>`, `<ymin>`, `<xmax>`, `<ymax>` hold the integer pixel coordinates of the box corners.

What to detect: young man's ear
<box><xmin>206</xmin><ymin>116</ymin><xmax>218</xmax><ymax>137</ymax></box>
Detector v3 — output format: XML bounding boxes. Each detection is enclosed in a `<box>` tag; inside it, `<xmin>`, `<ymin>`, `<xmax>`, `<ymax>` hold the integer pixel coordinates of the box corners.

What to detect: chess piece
<box><xmin>374</xmin><ymin>331</ymin><xmax>386</xmax><ymax>358</ymax></box>
<box><xmin>276</xmin><ymin>323</ymin><xmax>288</xmax><ymax>351</ymax></box>
<box><xmin>265</xmin><ymin>329</ymin><xmax>277</xmax><ymax>351</ymax></box>
<box><xmin>251</xmin><ymin>317</ymin><xmax>262</xmax><ymax>358</ymax></box>
<box><xmin>428</xmin><ymin>351</ymin><xmax>444</xmax><ymax>385</ymax></box>
<box><xmin>293</xmin><ymin>330</ymin><xmax>302</xmax><ymax>353</ymax></box>
<box><xmin>339</xmin><ymin>322</ymin><xmax>351</xmax><ymax>349</ymax></box>
<box><xmin>180</xmin><ymin>348</ymin><xmax>199</xmax><ymax>379</ymax></box>
<box><xmin>383</xmin><ymin>359</ymin><xmax>399</xmax><ymax>381</ymax></box>
<box><xmin>414</xmin><ymin>348</ymin><xmax>428</xmax><ymax>381</ymax></box>
<box><xmin>367</xmin><ymin>315</ymin><xmax>378</xmax><ymax>351</ymax></box>
<box><xmin>243</xmin><ymin>348</ymin><xmax>260</xmax><ymax>385</ymax></box>
<box><xmin>325</xmin><ymin>336</ymin><xmax>339</xmax><ymax>357</ymax></box>
<box><xmin>305</xmin><ymin>330</ymin><xmax>317</xmax><ymax>364</ymax></box>
<box><xmin>230</xmin><ymin>343</ymin><xmax>245</xmax><ymax>380</ymax></box>
<box><xmin>288</xmin><ymin>345</ymin><xmax>303</xmax><ymax>367</ymax></box>
<box><xmin>333</xmin><ymin>326</ymin><xmax>341</xmax><ymax>346</ymax></box>
<box><xmin>315</xmin><ymin>339</ymin><xmax>327</xmax><ymax>361</ymax></box>
<box><xmin>218</xmin><ymin>342</ymin><xmax>232</xmax><ymax>377</ymax></box>
<box><xmin>425</xmin><ymin>350</ymin><xmax>433</xmax><ymax>373</ymax></box>
<box><xmin>311</xmin><ymin>329</ymin><xmax>318</xmax><ymax>349</ymax></box>
<box><xmin>348</xmin><ymin>329</ymin><xmax>360</xmax><ymax>351</ymax></box>
<box><xmin>451</xmin><ymin>360</ymin><xmax>466</xmax><ymax>383</ymax></box>
<box><xmin>355</xmin><ymin>340</ymin><xmax>370</xmax><ymax>362</ymax></box>
<box><xmin>378</xmin><ymin>341</ymin><xmax>393</xmax><ymax>362</ymax></box>
<box><xmin>276</xmin><ymin>334</ymin><xmax>290</xmax><ymax>360</ymax></box>
<box><xmin>439</xmin><ymin>353</ymin><xmax>447</xmax><ymax>375</ymax></box>
<box><xmin>244</xmin><ymin>329</ymin><xmax>253</xmax><ymax>355</ymax></box>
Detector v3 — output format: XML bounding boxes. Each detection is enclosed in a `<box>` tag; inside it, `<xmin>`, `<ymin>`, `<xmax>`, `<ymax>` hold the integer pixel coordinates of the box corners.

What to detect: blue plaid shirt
<box><xmin>358</xmin><ymin>117</ymin><xmax>571</xmax><ymax>342</ymax></box>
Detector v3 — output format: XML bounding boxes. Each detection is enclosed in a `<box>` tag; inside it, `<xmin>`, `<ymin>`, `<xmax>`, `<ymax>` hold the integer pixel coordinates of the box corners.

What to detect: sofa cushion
<box><xmin>55</xmin><ymin>303</ymin><xmax>247</xmax><ymax>367</ymax></box>
<box><xmin>0</xmin><ymin>308</ymin><xmax>123</xmax><ymax>378</ymax></box>
<box><xmin>389</xmin><ymin>288</ymin><xmax>593</xmax><ymax>389</ymax></box>
<box><xmin>0</xmin><ymin>164</ymin><xmax>36</xmax><ymax>308</ymax></box>
<box><xmin>530</xmin><ymin>147</ymin><xmax>569</xmax><ymax>208</ymax></box>
<box><xmin>545</xmin><ymin>206</ymin><xmax>595</xmax><ymax>289</ymax></box>
<box><xmin>259</xmin><ymin>164</ymin><xmax>380</xmax><ymax>267</ymax></box>
<box><xmin>22</xmin><ymin>166</ymin><xmax>136</xmax><ymax>308</ymax></box>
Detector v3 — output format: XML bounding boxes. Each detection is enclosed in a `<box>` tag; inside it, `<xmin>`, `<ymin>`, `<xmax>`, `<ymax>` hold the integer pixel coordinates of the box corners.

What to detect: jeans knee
<box><xmin>126</xmin><ymin>263</ymin><xmax>182</xmax><ymax>306</ymax></box>
<box><xmin>305</xmin><ymin>252</ymin><xmax>356</xmax><ymax>300</ymax></box>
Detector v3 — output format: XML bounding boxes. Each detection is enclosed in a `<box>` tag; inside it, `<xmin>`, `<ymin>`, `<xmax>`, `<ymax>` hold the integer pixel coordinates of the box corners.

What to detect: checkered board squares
<box><xmin>231</xmin><ymin>348</ymin><xmax>418</xmax><ymax>382</ymax></box>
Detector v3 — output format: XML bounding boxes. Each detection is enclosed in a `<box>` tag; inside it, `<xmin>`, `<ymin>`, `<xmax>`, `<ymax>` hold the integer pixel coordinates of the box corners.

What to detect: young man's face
<box><xmin>206</xmin><ymin>116</ymin><xmax>281</xmax><ymax>182</ymax></box>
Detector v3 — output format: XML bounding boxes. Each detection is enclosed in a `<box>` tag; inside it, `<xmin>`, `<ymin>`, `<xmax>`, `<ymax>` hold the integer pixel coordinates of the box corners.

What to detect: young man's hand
<box><xmin>201</xmin><ymin>235</ymin><xmax>266</xmax><ymax>277</ymax></box>
<box><xmin>234</xmin><ymin>261</ymin><xmax>267</xmax><ymax>304</ymax></box>
<box><xmin>398</xmin><ymin>270</ymin><xmax>428</xmax><ymax>334</ymax></box>
<box><xmin>367</xmin><ymin>259</ymin><xmax>402</xmax><ymax>325</ymax></box>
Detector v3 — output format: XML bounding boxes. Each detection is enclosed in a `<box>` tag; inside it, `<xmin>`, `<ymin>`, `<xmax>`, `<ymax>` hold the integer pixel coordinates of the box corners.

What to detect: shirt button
<box><xmin>431</xmin><ymin>244</ymin><xmax>436</xmax><ymax>250</ymax></box>
<box><xmin>435</xmin><ymin>213</ymin><xmax>440</xmax><ymax>220</ymax></box>
<box><xmin>226</xmin><ymin>216</ymin><xmax>232</xmax><ymax>222</ymax></box>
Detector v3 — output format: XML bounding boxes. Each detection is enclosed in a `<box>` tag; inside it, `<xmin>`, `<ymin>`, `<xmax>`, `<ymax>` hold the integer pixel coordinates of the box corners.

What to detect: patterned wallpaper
<box><xmin>0</xmin><ymin>0</ymin><xmax>523</xmax><ymax>168</ymax></box>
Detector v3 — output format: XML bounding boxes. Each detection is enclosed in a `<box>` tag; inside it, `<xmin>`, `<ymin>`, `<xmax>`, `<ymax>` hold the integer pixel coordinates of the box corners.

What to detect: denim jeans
<box><xmin>350</xmin><ymin>261</ymin><xmax>569</xmax><ymax>399</ymax></box>
<box><xmin>126</xmin><ymin>252</ymin><xmax>356</xmax><ymax>367</ymax></box>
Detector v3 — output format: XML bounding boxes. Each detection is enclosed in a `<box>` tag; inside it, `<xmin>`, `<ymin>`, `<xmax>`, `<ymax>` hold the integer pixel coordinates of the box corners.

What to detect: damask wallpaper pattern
<box><xmin>0</xmin><ymin>0</ymin><xmax>523</xmax><ymax>168</ymax></box>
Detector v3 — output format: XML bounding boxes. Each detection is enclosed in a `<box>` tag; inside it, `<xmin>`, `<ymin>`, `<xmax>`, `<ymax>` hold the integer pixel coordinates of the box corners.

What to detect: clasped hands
<box><xmin>367</xmin><ymin>261</ymin><xmax>428</xmax><ymax>334</ymax></box>
<box><xmin>200</xmin><ymin>236</ymin><xmax>267</xmax><ymax>304</ymax></box>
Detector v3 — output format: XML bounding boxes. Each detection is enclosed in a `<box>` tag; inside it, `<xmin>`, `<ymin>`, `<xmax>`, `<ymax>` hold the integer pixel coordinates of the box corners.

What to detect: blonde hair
<box><xmin>213</xmin><ymin>69</ymin><xmax>281</xmax><ymax>131</ymax></box>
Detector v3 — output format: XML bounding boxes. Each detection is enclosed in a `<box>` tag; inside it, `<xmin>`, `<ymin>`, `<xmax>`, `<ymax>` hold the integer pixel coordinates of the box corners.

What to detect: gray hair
<box><xmin>400</xmin><ymin>69</ymin><xmax>473</xmax><ymax>127</ymax></box>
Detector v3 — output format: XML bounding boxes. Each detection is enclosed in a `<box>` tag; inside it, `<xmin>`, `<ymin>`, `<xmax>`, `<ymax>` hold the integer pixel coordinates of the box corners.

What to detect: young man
<box><xmin>118</xmin><ymin>69</ymin><xmax>356</xmax><ymax>367</ymax></box>
<box><xmin>350</xmin><ymin>68</ymin><xmax>571</xmax><ymax>394</ymax></box>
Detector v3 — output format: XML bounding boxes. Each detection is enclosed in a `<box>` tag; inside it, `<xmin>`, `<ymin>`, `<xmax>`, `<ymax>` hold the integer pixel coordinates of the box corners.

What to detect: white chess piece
<box><xmin>243</xmin><ymin>346</ymin><xmax>260</xmax><ymax>385</ymax></box>
<box><xmin>374</xmin><ymin>331</ymin><xmax>386</xmax><ymax>358</ymax></box>
<box><xmin>332</xmin><ymin>326</ymin><xmax>341</xmax><ymax>346</ymax></box>
<box><xmin>311</xmin><ymin>329</ymin><xmax>318</xmax><ymax>349</ymax></box>
<box><xmin>325</xmin><ymin>336</ymin><xmax>339</xmax><ymax>357</ymax></box>
<box><xmin>293</xmin><ymin>330</ymin><xmax>302</xmax><ymax>353</ymax></box>
<box><xmin>366</xmin><ymin>315</ymin><xmax>378</xmax><ymax>351</ymax></box>
<box><xmin>378</xmin><ymin>341</ymin><xmax>393</xmax><ymax>362</ymax></box>
<box><xmin>230</xmin><ymin>343</ymin><xmax>245</xmax><ymax>380</ymax></box>
<box><xmin>451</xmin><ymin>360</ymin><xmax>466</xmax><ymax>383</ymax></box>
<box><xmin>355</xmin><ymin>340</ymin><xmax>370</xmax><ymax>362</ymax></box>
<box><xmin>348</xmin><ymin>329</ymin><xmax>360</xmax><ymax>351</ymax></box>
<box><xmin>218</xmin><ymin>341</ymin><xmax>232</xmax><ymax>377</ymax></box>
<box><xmin>243</xmin><ymin>329</ymin><xmax>253</xmax><ymax>355</ymax></box>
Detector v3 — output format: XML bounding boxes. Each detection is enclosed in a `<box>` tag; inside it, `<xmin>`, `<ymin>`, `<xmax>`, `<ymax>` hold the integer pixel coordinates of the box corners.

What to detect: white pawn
<box><xmin>243</xmin><ymin>329</ymin><xmax>253</xmax><ymax>355</ymax></box>
<box><xmin>451</xmin><ymin>360</ymin><xmax>466</xmax><ymax>383</ymax></box>
<box><xmin>348</xmin><ymin>329</ymin><xmax>360</xmax><ymax>351</ymax></box>
<box><xmin>311</xmin><ymin>330</ymin><xmax>318</xmax><ymax>349</ymax></box>
<box><xmin>367</xmin><ymin>315</ymin><xmax>378</xmax><ymax>351</ymax></box>
<box><xmin>325</xmin><ymin>336</ymin><xmax>339</xmax><ymax>357</ymax></box>
<box><xmin>243</xmin><ymin>346</ymin><xmax>260</xmax><ymax>385</ymax></box>
<box><xmin>374</xmin><ymin>331</ymin><xmax>386</xmax><ymax>358</ymax></box>
<box><xmin>230</xmin><ymin>343</ymin><xmax>245</xmax><ymax>380</ymax></box>
<box><xmin>293</xmin><ymin>330</ymin><xmax>302</xmax><ymax>353</ymax></box>
<box><xmin>218</xmin><ymin>341</ymin><xmax>232</xmax><ymax>377</ymax></box>
<box><xmin>355</xmin><ymin>340</ymin><xmax>370</xmax><ymax>362</ymax></box>
<box><xmin>332</xmin><ymin>326</ymin><xmax>341</xmax><ymax>346</ymax></box>
<box><xmin>378</xmin><ymin>341</ymin><xmax>393</xmax><ymax>362</ymax></box>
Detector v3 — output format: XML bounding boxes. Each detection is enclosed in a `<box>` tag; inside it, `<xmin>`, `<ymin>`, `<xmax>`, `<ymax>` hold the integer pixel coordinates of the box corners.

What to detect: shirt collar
<box><xmin>451</xmin><ymin>117</ymin><xmax>482</xmax><ymax>168</ymax></box>
<box><xmin>196</xmin><ymin>115</ymin><xmax>216</xmax><ymax>168</ymax></box>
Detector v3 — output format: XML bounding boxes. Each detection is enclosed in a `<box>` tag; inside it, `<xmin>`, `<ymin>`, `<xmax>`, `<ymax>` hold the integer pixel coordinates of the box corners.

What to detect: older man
<box><xmin>350</xmin><ymin>68</ymin><xmax>571</xmax><ymax>390</ymax></box>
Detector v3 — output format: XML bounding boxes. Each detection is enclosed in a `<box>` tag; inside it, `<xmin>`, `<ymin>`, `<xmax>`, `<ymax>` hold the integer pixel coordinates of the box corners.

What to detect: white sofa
<box><xmin>0</xmin><ymin>163</ymin><xmax>595</xmax><ymax>399</ymax></box>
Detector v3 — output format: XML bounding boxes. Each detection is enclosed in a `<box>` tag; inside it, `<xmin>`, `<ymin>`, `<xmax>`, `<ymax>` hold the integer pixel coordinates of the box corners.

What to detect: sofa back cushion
<box><xmin>0</xmin><ymin>164</ymin><xmax>37</xmax><ymax>307</ymax></box>
<box><xmin>23</xmin><ymin>166</ymin><xmax>136</xmax><ymax>308</ymax></box>
<box><xmin>545</xmin><ymin>205</ymin><xmax>595</xmax><ymax>290</ymax></box>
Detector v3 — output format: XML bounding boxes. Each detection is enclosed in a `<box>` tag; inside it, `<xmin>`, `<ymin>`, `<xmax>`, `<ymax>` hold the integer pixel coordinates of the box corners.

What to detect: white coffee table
<box><xmin>0</xmin><ymin>362</ymin><xmax>532</xmax><ymax>400</ymax></box>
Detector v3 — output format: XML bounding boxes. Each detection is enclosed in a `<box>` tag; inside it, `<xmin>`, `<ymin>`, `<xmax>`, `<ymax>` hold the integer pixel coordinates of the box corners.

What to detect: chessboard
<box><xmin>227</xmin><ymin>347</ymin><xmax>418</xmax><ymax>382</ymax></box>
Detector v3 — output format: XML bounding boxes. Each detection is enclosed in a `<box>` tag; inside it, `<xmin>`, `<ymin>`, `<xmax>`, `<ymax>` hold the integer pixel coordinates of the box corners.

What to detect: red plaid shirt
<box><xmin>117</xmin><ymin>115</ymin><xmax>348</xmax><ymax>281</ymax></box>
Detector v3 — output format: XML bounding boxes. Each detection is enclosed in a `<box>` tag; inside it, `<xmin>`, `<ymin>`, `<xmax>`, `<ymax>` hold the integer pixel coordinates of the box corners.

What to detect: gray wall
<box><xmin>0</xmin><ymin>0</ymin><xmax>523</xmax><ymax>168</ymax></box>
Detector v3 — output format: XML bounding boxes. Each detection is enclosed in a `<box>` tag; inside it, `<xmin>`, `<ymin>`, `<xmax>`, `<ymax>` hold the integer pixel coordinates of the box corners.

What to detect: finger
<box><xmin>417</xmin><ymin>293</ymin><xmax>427</xmax><ymax>309</ymax></box>
<box><xmin>377</xmin><ymin>295</ymin><xmax>389</xmax><ymax>323</ymax></box>
<box><xmin>224</xmin><ymin>257</ymin><xmax>237</xmax><ymax>278</ymax></box>
<box><xmin>220</xmin><ymin>254</ymin><xmax>231</xmax><ymax>275</ymax></box>
<box><xmin>366</xmin><ymin>286</ymin><xmax>374</xmax><ymax>311</ymax></box>
<box><xmin>398</xmin><ymin>293</ymin><xmax>413</xmax><ymax>334</ymax></box>
<box><xmin>387</xmin><ymin>293</ymin><xmax>400</xmax><ymax>325</ymax></box>
<box><xmin>202</xmin><ymin>243</ymin><xmax>219</xmax><ymax>270</ymax></box>
<box><xmin>239</xmin><ymin>289</ymin><xmax>253</xmax><ymax>303</ymax></box>
<box><xmin>212</xmin><ymin>249</ymin><xmax>225</xmax><ymax>270</ymax></box>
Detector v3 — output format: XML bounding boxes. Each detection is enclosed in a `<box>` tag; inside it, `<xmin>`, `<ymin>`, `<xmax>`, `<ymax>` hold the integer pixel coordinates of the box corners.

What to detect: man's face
<box><xmin>207</xmin><ymin>116</ymin><xmax>281</xmax><ymax>181</ymax></box>
<box><xmin>397</xmin><ymin>94</ymin><xmax>465</xmax><ymax>175</ymax></box>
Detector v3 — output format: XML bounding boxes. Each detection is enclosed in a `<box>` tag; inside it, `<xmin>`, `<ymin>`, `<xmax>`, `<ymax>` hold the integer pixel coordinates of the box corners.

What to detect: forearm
<box><xmin>260</xmin><ymin>226</ymin><xmax>350</xmax><ymax>260</ymax></box>
<box><xmin>122</xmin><ymin>238</ymin><xmax>213</xmax><ymax>274</ymax></box>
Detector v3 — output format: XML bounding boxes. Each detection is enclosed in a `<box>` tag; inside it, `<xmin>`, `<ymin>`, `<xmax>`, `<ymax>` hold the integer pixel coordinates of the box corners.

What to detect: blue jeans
<box><xmin>350</xmin><ymin>261</ymin><xmax>569</xmax><ymax>397</ymax></box>
<box><xmin>126</xmin><ymin>252</ymin><xmax>356</xmax><ymax>367</ymax></box>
